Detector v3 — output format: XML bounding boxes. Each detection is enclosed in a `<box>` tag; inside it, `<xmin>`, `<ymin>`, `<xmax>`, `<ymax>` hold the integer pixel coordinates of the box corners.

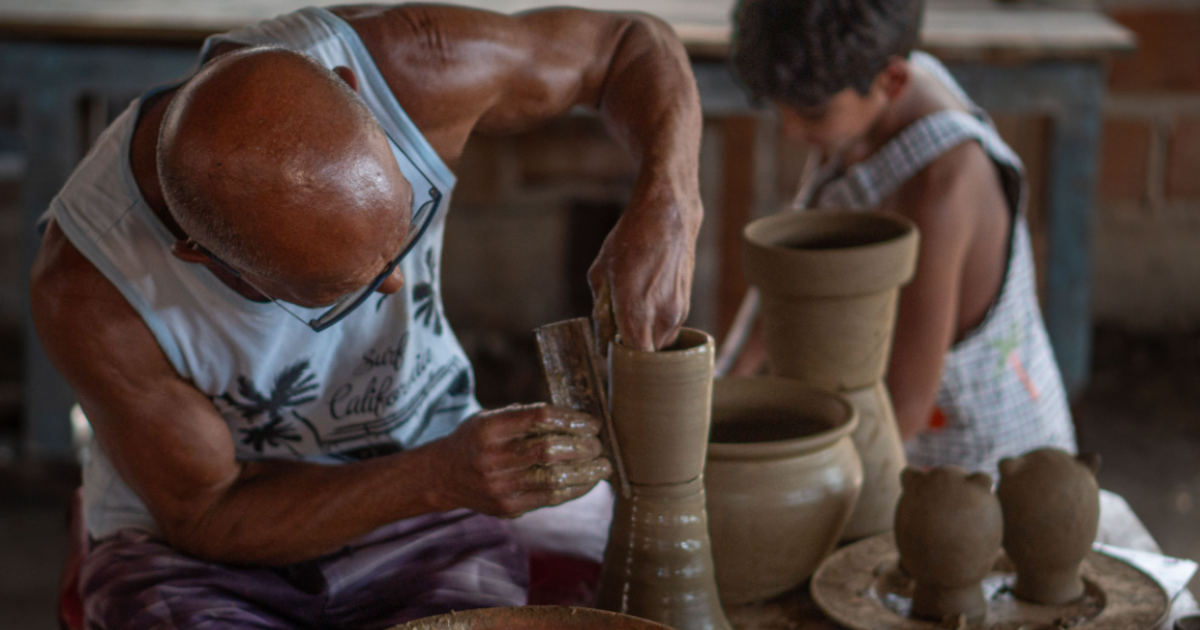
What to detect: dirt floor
<box><xmin>0</xmin><ymin>325</ymin><xmax>1197</xmax><ymax>629</ymax></box>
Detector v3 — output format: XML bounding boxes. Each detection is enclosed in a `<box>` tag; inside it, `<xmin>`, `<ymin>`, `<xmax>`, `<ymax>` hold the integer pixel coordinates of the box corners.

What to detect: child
<box><xmin>721</xmin><ymin>0</ymin><xmax>1077</xmax><ymax>476</ymax></box>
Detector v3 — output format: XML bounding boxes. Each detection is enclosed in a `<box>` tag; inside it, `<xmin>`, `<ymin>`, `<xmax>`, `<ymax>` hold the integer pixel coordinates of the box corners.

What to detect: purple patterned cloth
<box><xmin>80</xmin><ymin>510</ymin><xmax>528</xmax><ymax>630</ymax></box>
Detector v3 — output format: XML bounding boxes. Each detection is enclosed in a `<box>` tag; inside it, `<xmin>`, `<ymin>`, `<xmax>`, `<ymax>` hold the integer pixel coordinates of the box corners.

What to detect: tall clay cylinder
<box><xmin>741</xmin><ymin>211</ymin><xmax>918</xmax><ymax>391</ymax></box>
<box><xmin>608</xmin><ymin>329</ymin><xmax>715</xmax><ymax>485</ymax></box>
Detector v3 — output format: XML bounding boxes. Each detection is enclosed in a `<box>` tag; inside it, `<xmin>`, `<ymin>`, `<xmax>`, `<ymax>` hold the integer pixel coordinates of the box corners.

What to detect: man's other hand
<box><xmin>589</xmin><ymin>187</ymin><xmax>698</xmax><ymax>353</ymax></box>
<box><xmin>428</xmin><ymin>403</ymin><xmax>611</xmax><ymax>518</ymax></box>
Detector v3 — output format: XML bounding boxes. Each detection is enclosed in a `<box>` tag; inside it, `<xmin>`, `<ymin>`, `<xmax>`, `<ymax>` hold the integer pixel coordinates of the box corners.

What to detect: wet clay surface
<box><xmin>596</xmin><ymin>480</ymin><xmax>732</xmax><ymax>630</ymax></box>
<box><xmin>598</xmin><ymin>328</ymin><xmax>730</xmax><ymax>630</ymax></box>
<box><xmin>607</xmin><ymin>328</ymin><xmax>714</xmax><ymax>485</ymax></box>
<box><xmin>809</xmin><ymin>534</ymin><xmax>1169</xmax><ymax>630</ymax></box>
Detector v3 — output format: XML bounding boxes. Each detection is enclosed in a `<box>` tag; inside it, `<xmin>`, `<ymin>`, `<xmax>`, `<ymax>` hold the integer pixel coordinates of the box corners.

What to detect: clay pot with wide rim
<box><xmin>741</xmin><ymin>210</ymin><xmax>918</xmax><ymax>541</ymax></box>
<box><xmin>704</xmin><ymin>377</ymin><xmax>863</xmax><ymax>605</ymax></box>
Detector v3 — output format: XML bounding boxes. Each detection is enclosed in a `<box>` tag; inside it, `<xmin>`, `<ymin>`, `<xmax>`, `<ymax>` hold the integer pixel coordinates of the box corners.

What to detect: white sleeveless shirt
<box><xmin>45</xmin><ymin>8</ymin><xmax>480</xmax><ymax>538</ymax></box>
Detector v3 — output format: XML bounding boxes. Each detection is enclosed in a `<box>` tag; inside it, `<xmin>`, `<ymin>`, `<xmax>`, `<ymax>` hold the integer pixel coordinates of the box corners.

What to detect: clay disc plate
<box><xmin>810</xmin><ymin>533</ymin><xmax>1169</xmax><ymax>630</ymax></box>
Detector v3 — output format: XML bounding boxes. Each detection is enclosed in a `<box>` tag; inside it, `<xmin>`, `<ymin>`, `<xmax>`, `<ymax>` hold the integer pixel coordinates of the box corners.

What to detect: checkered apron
<box><xmin>798</xmin><ymin>52</ymin><xmax>1078</xmax><ymax>477</ymax></box>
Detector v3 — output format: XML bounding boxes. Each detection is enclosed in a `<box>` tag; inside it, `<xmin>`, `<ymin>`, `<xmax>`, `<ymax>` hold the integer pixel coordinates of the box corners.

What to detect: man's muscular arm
<box><xmin>338</xmin><ymin>5</ymin><xmax>703</xmax><ymax>350</ymax></box>
<box><xmin>32</xmin><ymin>222</ymin><xmax>609</xmax><ymax>565</ymax></box>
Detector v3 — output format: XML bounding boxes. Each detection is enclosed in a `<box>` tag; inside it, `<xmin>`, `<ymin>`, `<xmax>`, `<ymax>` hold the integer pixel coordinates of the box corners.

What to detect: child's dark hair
<box><xmin>733</xmin><ymin>0</ymin><xmax>924</xmax><ymax>109</ymax></box>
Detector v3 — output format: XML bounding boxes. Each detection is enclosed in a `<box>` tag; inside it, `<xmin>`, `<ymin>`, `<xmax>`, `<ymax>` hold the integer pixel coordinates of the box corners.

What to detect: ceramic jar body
<box><xmin>997</xmin><ymin>448</ymin><xmax>1102</xmax><ymax>605</ymax></box>
<box><xmin>894</xmin><ymin>467</ymin><xmax>1002</xmax><ymax>623</ymax></box>
<box><xmin>838</xmin><ymin>382</ymin><xmax>906</xmax><ymax>541</ymax></box>
<box><xmin>742</xmin><ymin>211</ymin><xmax>919</xmax><ymax>541</ymax></box>
<box><xmin>705</xmin><ymin>377</ymin><xmax>863</xmax><ymax>604</ymax></box>
<box><xmin>596</xmin><ymin>480</ymin><xmax>731</xmax><ymax>630</ymax></box>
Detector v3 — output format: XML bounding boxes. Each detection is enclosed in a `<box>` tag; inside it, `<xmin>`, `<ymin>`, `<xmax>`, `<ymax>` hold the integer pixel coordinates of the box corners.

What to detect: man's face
<box><xmin>776</xmin><ymin>84</ymin><xmax>888</xmax><ymax>156</ymax></box>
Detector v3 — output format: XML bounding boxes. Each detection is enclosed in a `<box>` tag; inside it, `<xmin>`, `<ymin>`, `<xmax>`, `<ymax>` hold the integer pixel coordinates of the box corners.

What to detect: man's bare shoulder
<box><xmin>31</xmin><ymin>220</ymin><xmax>174</xmax><ymax>385</ymax></box>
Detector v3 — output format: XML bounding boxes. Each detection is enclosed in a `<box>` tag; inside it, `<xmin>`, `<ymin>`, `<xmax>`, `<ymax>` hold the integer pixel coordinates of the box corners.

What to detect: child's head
<box><xmin>733</xmin><ymin>0</ymin><xmax>924</xmax><ymax>153</ymax></box>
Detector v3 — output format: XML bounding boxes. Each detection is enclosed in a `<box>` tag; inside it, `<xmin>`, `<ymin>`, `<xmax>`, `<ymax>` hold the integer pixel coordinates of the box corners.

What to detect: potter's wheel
<box><xmin>810</xmin><ymin>533</ymin><xmax>1169</xmax><ymax>630</ymax></box>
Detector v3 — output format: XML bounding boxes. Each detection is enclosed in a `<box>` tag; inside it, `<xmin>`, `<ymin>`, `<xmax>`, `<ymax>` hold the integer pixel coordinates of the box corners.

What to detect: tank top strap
<box><xmin>813</xmin><ymin>111</ymin><xmax>992</xmax><ymax>208</ymax></box>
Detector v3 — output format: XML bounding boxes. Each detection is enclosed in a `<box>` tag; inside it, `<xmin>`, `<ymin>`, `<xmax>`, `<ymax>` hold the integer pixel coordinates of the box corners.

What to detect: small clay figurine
<box><xmin>894</xmin><ymin>466</ymin><xmax>1002</xmax><ymax>623</ymax></box>
<box><xmin>997</xmin><ymin>448</ymin><xmax>1102</xmax><ymax>605</ymax></box>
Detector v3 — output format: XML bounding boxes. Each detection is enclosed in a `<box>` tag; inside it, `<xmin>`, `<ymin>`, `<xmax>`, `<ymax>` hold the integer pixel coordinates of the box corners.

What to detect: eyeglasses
<box><xmin>192</xmin><ymin>134</ymin><xmax>444</xmax><ymax>332</ymax></box>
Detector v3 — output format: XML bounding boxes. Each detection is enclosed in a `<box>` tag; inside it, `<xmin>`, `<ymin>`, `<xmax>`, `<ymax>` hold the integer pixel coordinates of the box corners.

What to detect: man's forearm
<box><xmin>163</xmin><ymin>443</ymin><xmax>448</xmax><ymax>566</ymax></box>
<box><xmin>597</xmin><ymin>13</ymin><xmax>703</xmax><ymax>233</ymax></box>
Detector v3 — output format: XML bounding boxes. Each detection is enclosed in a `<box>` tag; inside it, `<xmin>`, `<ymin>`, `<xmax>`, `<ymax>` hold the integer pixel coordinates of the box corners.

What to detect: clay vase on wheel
<box><xmin>595</xmin><ymin>329</ymin><xmax>732</xmax><ymax>630</ymax></box>
<box><xmin>997</xmin><ymin>448</ymin><xmax>1102</xmax><ymax>605</ymax></box>
<box><xmin>893</xmin><ymin>466</ymin><xmax>1002</xmax><ymax>623</ymax></box>
<box><xmin>704</xmin><ymin>377</ymin><xmax>863</xmax><ymax>604</ymax></box>
<box><xmin>741</xmin><ymin>211</ymin><xmax>919</xmax><ymax>541</ymax></box>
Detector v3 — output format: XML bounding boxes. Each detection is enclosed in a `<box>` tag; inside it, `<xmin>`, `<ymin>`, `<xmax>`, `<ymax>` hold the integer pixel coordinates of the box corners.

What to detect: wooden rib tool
<box><xmin>534</xmin><ymin>317</ymin><xmax>631</xmax><ymax>499</ymax></box>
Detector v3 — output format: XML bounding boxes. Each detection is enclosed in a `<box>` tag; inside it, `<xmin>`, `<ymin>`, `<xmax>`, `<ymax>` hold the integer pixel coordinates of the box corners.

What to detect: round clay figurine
<box><xmin>997</xmin><ymin>448</ymin><xmax>1102</xmax><ymax>605</ymax></box>
<box><xmin>893</xmin><ymin>466</ymin><xmax>1002</xmax><ymax>623</ymax></box>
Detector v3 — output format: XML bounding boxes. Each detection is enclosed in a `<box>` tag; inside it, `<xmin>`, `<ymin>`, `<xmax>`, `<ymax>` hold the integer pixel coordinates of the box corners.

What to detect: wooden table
<box><xmin>0</xmin><ymin>0</ymin><xmax>1132</xmax><ymax>455</ymax></box>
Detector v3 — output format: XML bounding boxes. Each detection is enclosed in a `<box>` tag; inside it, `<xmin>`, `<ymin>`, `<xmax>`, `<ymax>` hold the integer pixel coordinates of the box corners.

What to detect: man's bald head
<box><xmin>159</xmin><ymin>46</ymin><xmax>411</xmax><ymax>303</ymax></box>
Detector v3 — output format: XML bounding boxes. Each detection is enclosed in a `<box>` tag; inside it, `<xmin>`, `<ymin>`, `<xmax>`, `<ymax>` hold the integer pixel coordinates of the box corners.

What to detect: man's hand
<box><xmin>589</xmin><ymin>184</ymin><xmax>699</xmax><ymax>352</ymax></box>
<box><xmin>427</xmin><ymin>403</ymin><xmax>612</xmax><ymax>517</ymax></box>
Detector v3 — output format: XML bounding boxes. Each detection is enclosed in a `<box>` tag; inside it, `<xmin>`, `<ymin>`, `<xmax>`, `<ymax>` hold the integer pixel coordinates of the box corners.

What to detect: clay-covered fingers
<box><xmin>522</xmin><ymin>458</ymin><xmax>612</xmax><ymax>488</ymax></box>
<box><xmin>436</xmin><ymin>403</ymin><xmax>610</xmax><ymax>516</ymax></box>
<box><xmin>496</xmin><ymin>461</ymin><xmax>613</xmax><ymax>518</ymax></box>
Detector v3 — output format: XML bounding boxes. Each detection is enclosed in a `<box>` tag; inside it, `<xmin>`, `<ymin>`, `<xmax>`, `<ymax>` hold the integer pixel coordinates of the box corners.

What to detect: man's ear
<box><xmin>334</xmin><ymin>66</ymin><xmax>359</xmax><ymax>93</ymax></box>
<box><xmin>171</xmin><ymin>239</ymin><xmax>212</xmax><ymax>264</ymax></box>
<box><xmin>876</xmin><ymin>57</ymin><xmax>911</xmax><ymax>100</ymax></box>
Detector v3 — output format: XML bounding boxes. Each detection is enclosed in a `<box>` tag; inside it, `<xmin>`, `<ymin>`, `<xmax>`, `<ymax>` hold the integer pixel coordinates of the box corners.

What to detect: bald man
<box><xmin>30</xmin><ymin>5</ymin><xmax>701</xmax><ymax>629</ymax></box>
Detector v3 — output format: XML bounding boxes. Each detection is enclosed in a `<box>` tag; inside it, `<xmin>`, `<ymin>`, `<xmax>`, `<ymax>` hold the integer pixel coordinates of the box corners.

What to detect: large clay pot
<box><xmin>704</xmin><ymin>377</ymin><xmax>863</xmax><ymax>604</ymax></box>
<box><xmin>608</xmin><ymin>329</ymin><xmax>715</xmax><ymax>485</ymax></box>
<box><xmin>741</xmin><ymin>211</ymin><xmax>918</xmax><ymax>541</ymax></box>
<box><xmin>894</xmin><ymin>467</ymin><xmax>1002</xmax><ymax>623</ymax></box>
<box><xmin>595</xmin><ymin>479</ymin><xmax>732</xmax><ymax>630</ymax></box>
<box><xmin>997</xmin><ymin>448</ymin><xmax>1102</xmax><ymax>605</ymax></box>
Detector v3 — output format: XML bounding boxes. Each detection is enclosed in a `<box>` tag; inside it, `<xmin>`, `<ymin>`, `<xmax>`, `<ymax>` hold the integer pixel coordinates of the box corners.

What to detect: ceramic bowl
<box><xmin>704</xmin><ymin>377</ymin><xmax>863</xmax><ymax>604</ymax></box>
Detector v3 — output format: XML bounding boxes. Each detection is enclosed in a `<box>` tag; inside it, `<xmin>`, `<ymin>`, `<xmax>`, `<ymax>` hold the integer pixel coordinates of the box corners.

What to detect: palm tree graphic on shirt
<box><xmin>218</xmin><ymin>360</ymin><xmax>319</xmax><ymax>453</ymax></box>
<box><xmin>412</xmin><ymin>248</ymin><xmax>443</xmax><ymax>335</ymax></box>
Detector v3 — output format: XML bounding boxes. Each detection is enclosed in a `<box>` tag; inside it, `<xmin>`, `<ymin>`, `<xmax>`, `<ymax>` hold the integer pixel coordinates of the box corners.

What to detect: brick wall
<box><xmin>1093</xmin><ymin>0</ymin><xmax>1200</xmax><ymax>330</ymax></box>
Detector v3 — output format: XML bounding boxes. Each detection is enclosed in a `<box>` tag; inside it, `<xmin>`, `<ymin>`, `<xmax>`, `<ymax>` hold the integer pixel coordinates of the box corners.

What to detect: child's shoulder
<box><xmin>893</xmin><ymin>129</ymin><xmax>1008</xmax><ymax>227</ymax></box>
